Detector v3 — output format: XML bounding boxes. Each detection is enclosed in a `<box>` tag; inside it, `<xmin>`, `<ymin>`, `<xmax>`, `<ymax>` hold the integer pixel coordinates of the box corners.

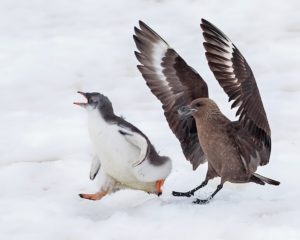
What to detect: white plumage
<box><xmin>86</xmin><ymin>106</ymin><xmax>171</xmax><ymax>194</ymax></box>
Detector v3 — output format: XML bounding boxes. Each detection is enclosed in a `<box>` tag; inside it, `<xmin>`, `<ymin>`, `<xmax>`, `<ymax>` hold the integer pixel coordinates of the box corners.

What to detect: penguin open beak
<box><xmin>73</xmin><ymin>91</ymin><xmax>88</xmax><ymax>107</ymax></box>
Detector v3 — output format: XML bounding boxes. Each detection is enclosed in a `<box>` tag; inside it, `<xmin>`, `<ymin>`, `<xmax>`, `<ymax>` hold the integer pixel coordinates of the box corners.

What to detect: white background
<box><xmin>0</xmin><ymin>0</ymin><xmax>299</xmax><ymax>239</ymax></box>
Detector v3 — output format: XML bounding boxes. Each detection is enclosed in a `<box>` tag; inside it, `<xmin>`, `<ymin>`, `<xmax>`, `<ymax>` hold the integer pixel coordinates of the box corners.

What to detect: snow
<box><xmin>0</xmin><ymin>0</ymin><xmax>300</xmax><ymax>239</ymax></box>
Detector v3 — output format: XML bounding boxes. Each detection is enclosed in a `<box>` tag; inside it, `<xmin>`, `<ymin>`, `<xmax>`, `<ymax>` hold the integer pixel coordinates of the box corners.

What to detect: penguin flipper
<box><xmin>90</xmin><ymin>155</ymin><xmax>101</xmax><ymax>180</ymax></box>
<box><xmin>118</xmin><ymin>129</ymin><xmax>149</xmax><ymax>167</ymax></box>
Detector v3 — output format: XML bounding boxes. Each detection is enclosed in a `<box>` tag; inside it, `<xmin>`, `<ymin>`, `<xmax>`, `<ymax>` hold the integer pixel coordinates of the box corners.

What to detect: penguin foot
<box><xmin>155</xmin><ymin>179</ymin><xmax>165</xmax><ymax>196</ymax></box>
<box><xmin>79</xmin><ymin>190</ymin><xmax>108</xmax><ymax>201</ymax></box>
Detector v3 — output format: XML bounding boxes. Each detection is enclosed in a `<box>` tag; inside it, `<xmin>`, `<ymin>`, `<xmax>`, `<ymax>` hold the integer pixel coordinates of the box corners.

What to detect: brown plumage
<box><xmin>134</xmin><ymin>22</ymin><xmax>208</xmax><ymax>170</ymax></box>
<box><xmin>133</xmin><ymin>19</ymin><xmax>280</xmax><ymax>203</ymax></box>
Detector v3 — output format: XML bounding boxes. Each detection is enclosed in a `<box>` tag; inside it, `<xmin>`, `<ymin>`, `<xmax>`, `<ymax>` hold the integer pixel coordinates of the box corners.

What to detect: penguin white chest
<box><xmin>87</xmin><ymin>109</ymin><xmax>139</xmax><ymax>182</ymax></box>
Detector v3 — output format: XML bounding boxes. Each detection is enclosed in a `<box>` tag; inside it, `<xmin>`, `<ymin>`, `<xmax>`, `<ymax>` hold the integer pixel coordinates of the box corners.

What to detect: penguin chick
<box><xmin>74</xmin><ymin>91</ymin><xmax>172</xmax><ymax>200</ymax></box>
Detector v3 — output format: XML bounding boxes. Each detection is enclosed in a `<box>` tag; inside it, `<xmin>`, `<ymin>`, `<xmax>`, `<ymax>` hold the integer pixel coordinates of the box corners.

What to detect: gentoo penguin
<box><xmin>74</xmin><ymin>91</ymin><xmax>172</xmax><ymax>200</ymax></box>
<box><xmin>133</xmin><ymin>19</ymin><xmax>279</xmax><ymax>203</ymax></box>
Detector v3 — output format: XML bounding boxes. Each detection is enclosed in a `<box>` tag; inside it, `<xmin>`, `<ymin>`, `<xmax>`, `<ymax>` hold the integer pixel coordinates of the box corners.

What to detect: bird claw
<box><xmin>172</xmin><ymin>191</ymin><xmax>194</xmax><ymax>197</ymax></box>
<box><xmin>193</xmin><ymin>198</ymin><xmax>211</xmax><ymax>204</ymax></box>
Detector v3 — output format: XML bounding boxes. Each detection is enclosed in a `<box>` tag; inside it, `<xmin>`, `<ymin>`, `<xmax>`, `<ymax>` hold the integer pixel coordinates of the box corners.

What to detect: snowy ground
<box><xmin>0</xmin><ymin>0</ymin><xmax>300</xmax><ymax>239</ymax></box>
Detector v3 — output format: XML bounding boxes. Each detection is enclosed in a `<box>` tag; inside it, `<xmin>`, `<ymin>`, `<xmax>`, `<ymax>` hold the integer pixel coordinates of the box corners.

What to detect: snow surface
<box><xmin>0</xmin><ymin>0</ymin><xmax>300</xmax><ymax>239</ymax></box>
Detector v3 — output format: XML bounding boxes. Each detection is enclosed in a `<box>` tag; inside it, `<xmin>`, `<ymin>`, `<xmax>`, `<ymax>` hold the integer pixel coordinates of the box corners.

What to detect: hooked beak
<box><xmin>73</xmin><ymin>91</ymin><xmax>88</xmax><ymax>107</ymax></box>
<box><xmin>178</xmin><ymin>105</ymin><xmax>197</xmax><ymax>117</ymax></box>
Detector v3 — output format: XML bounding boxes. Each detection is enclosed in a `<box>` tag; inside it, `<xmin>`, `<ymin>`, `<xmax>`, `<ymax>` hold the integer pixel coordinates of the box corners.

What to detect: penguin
<box><xmin>74</xmin><ymin>91</ymin><xmax>172</xmax><ymax>200</ymax></box>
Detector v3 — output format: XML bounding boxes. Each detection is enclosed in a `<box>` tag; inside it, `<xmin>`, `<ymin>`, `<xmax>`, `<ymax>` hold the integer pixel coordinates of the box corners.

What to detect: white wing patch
<box><xmin>118</xmin><ymin>128</ymin><xmax>149</xmax><ymax>167</ymax></box>
<box><xmin>152</xmin><ymin>40</ymin><xmax>170</xmax><ymax>88</ymax></box>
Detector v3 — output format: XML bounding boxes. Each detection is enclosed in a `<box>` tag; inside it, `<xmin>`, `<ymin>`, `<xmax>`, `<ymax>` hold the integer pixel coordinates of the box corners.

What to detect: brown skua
<box><xmin>133</xmin><ymin>19</ymin><xmax>280</xmax><ymax>203</ymax></box>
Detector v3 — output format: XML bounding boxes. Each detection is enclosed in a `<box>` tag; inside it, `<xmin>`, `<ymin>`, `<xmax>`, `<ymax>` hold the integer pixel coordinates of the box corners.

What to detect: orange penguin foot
<box><xmin>155</xmin><ymin>179</ymin><xmax>165</xmax><ymax>196</ymax></box>
<box><xmin>79</xmin><ymin>190</ymin><xmax>108</xmax><ymax>201</ymax></box>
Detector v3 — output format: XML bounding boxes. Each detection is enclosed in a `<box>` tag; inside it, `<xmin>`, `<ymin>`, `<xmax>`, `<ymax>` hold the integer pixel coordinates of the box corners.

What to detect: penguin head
<box><xmin>74</xmin><ymin>91</ymin><xmax>113</xmax><ymax>112</ymax></box>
